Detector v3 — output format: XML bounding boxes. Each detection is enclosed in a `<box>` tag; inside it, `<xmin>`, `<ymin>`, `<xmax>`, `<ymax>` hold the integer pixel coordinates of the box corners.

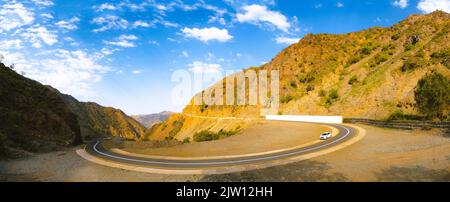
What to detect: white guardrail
<box><xmin>265</xmin><ymin>115</ymin><xmax>343</xmax><ymax>124</ymax></box>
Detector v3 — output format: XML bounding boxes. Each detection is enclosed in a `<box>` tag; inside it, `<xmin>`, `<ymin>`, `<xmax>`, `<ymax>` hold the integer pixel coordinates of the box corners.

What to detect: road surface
<box><xmin>84</xmin><ymin>123</ymin><xmax>357</xmax><ymax>168</ymax></box>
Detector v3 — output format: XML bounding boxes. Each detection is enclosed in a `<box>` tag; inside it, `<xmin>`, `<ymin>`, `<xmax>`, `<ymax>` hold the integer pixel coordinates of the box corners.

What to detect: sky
<box><xmin>0</xmin><ymin>0</ymin><xmax>449</xmax><ymax>115</ymax></box>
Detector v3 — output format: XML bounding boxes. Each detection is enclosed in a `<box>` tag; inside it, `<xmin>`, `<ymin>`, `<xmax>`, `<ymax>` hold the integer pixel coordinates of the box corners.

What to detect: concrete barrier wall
<box><xmin>266</xmin><ymin>115</ymin><xmax>343</xmax><ymax>124</ymax></box>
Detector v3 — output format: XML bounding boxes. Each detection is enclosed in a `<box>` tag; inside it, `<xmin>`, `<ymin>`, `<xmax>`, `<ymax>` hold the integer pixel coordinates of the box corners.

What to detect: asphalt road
<box><xmin>85</xmin><ymin>123</ymin><xmax>357</xmax><ymax>168</ymax></box>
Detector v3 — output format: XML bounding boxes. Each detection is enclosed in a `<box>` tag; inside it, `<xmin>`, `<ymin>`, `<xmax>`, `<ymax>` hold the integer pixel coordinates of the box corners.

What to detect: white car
<box><xmin>320</xmin><ymin>132</ymin><xmax>332</xmax><ymax>140</ymax></box>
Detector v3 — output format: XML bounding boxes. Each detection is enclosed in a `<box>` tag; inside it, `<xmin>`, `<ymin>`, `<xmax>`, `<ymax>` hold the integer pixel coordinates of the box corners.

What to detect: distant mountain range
<box><xmin>0</xmin><ymin>62</ymin><xmax>145</xmax><ymax>158</ymax></box>
<box><xmin>132</xmin><ymin>111</ymin><xmax>174</xmax><ymax>128</ymax></box>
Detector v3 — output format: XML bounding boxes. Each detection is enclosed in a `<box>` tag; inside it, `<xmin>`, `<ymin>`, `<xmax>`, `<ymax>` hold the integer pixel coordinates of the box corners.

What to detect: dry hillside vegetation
<box><xmin>146</xmin><ymin>11</ymin><xmax>450</xmax><ymax>141</ymax></box>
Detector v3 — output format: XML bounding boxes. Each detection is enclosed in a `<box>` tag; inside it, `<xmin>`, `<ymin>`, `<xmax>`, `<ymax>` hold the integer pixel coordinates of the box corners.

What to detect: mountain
<box><xmin>0</xmin><ymin>63</ymin><xmax>82</xmax><ymax>157</ymax></box>
<box><xmin>146</xmin><ymin>11</ymin><xmax>450</xmax><ymax>141</ymax></box>
<box><xmin>60</xmin><ymin>93</ymin><xmax>146</xmax><ymax>141</ymax></box>
<box><xmin>0</xmin><ymin>62</ymin><xmax>146</xmax><ymax>158</ymax></box>
<box><xmin>132</xmin><ymin>111</ymin><xmax>174</xmax><ymax>128</ymax></box>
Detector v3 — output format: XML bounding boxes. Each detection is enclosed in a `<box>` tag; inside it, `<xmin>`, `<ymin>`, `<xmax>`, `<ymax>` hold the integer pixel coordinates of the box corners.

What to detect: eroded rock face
<box><xmin>59</xmin><ymin>93</ymin><xmax>146</xmax><ymax>141</ymax></box>
<box><xmin>0</xmin><ymin>62</ymin><xmax>147</xmax><ymax>158</ymax></box>
<box><xmin>183</xmin><ymin>11</ymin><xmax>450</xmax><ymax>119</ymax></box>
<box><xmin>148</xmin><ymin>12</ymin><xmax>450</xmax><ymax>141</ymax></box>
<box><xmin>0</xmin><ymin>63</ymin><xmax>82</xmax><ymax>157</ymax></box>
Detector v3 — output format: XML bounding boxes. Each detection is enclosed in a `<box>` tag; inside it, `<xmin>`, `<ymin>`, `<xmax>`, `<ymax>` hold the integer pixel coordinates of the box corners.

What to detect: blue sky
<box><xmin>0</xmin><ymin>0</ymin><xmax>449</xmax><ymax>115</ymax></box>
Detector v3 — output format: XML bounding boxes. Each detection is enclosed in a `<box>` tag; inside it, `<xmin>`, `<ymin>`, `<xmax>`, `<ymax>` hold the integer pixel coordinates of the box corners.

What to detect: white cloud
<box><xmin>336</xmin><ymin>2</ymin><xmax>345</xmax><ymax>7</ymax></box>
<box><xmin>149</xmin><ymin>40</ymin><xmax>159</xmax><ymax>45</ymax></box>
<box><xmin>181</xmin><ymin>27</ymin><xmax>233</xmax><ymax>42</ymax></box>
<box><xmin>95</xmin><ymin>3</ymin><xmax>118</xmax><ymax>11</ymax></box>
<box><xmin>236</xmin><ymin>4</ymin><xmax>291</xmax><ymax>32</ymax></box>
<box><xmin>313</xmin><ymin>4</ymin><xmax>323</xmax><ymax>8</ymax></box>
<box><xmin>0</xmin><ymin>3</ymin><xmax>34</xmax><ymax>32</ymax></box>
<box><xmin>55</xmin><ymin>17</ymin><xmax>80</xmax><ymax>30</ymax></box>
<box><xmin>31</xmin><ymin>0</ymin><xmax>54</xmax><ymax>7</ymax></box>
<box><xmin>417</xmin><ymin>0</ymin><xmax>450</xmax><ymax>13</ymax></box>
<box><xmin>1</xmin><ymin>49</ymin><xmax>110</xmax><ymax>99</ymax></box>
<box><xmin>100</xmin><ymin>47</ymin><xmax>117</xmax><ymax>56</ymax></box>
<box><xmin>131</xmin><ymin>70</ymin><xmax>141</xmax><ymax>74</ymax></box>
<box><xmin>21</xmin><ymin>26</ymin><xmax>58</xmax><ymax>48</ymax></box>
<box><xmin>393</xmin><ymin>0</ymin><xmax>409</xmax><ymax>8</ymax></box>
<box><xmin>208</xmin><ymin>16</ymin><xmax>226</xmax><ymax>25</ymax></box>
<box><xmin>181</xmin><ymin>51</ymin><xmax>189</xmax><ymax>58</ymax></box>
<box><xmin>133</xmin><ymin>20</ymin><xmax>152</xmax><ymax>28</ymax></box>
<box><xmin>0</xmin><ymin>39</ymin><xmax>23</xmax><ymax>49</ymax></box>
<box><xmin>275</xmin><ymin>37</ymin><xmax>300</xmax><ymax>45</ymax></box>
<box><xmin>156</xmin><ymin>4</ymin><xmax>167</xmax><ymax>10</ymax></box>
<box><xmin>41</xmin><ymin>13</ymin><xmax>53</xmax><ymax>19</ymax></box>
<box><xmin>104</xmin><ymin>34</ymin><xmax>139</xmax><ymax>48</ymax></box>
<box><xmin>188</xmin><ymin>61</ymin><xmax>222</xmax><ymax>73</ymax></box>
<box><xmin>92</xmin><ymin>15</ymin><xmax>129</xmax><ymax>32</ymax></box>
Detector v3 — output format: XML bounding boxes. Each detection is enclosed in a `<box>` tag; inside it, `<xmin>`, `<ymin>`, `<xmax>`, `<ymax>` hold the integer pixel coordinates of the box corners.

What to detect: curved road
<box><xmin>84</xmin><ymin>123</ymin><xmax>358</xmax><ymax>168</ymax></box>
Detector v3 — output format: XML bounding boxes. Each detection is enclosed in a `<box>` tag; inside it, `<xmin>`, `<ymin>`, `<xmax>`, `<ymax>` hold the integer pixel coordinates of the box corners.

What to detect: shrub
<box><xmin>290</xmin><ymin>81</ymin><xmax>297</xmax><ymax>88</ymax></box>
<box><xmin>391</xmin><ymin>33</ymin><xmax>400</xmax><ymax>41</ymax></box>
<box><xmin>370</xmin><ymin>53</ymin><xmax>389</xmax><ymax>67</ymax></box>
<box><xmin>280</xmin><ymin>94</ymin><xmax>294</xmax><ymax>103</ymax></box>
<box><xmin>401</xmin><ymin>57</ymin><xmax>425</xmax><ymax>72</ymax></box>
<box><xmin>324</xmin><ymin>89</ymin><xmax>339</xmax><ymax>107</ymax></box>
<box><xmin>360</xmin><ymin>44</ymin><xmax>375</xmax><ymax>55</ymax></box>
<box><xmin>298</xmin><ymin>74</ymin><xmax>315</xmax><ymax>83</ymax></box>
<box><xmin>182</xmin><ymin>137</ymin><xmax>191</xmax><ymax>144</ymax></box>
<box><xmin>431</xmin><ymin>49</ymin><xmax>450</xmax><ymax>59</ymax></box>
<box><xmin>306</xmin><ymin>84</ymin><xmax>315</xmax><ymax>92</ymax></box>
<box><xmin>348</xmin><ymin>75</ymin><xmax>358</xmax><ymax>85</ymax></box>
<box><xmin>386</xmin><ymin>109</ymin><xmax>406</xmax><ymax>121</ymax></box>
<box><xmin>193</xmin><ymin>129</ymin><xmax>239</xmax><ymax>142</ymax></box>
<box><xmin>193</xmin><ymin>130</ymin><xmax>215</xmax><ymax>142</ymax></box>
<box><xmin>168</xmin><ymin>118</ymin><xmax>185</xmax><ymax>139</ymax></box>
<box><xmin>318</xmin><ymin>89</ymin><xmax>327</xmax><ymax>97</ymax></box>
<box><xmin>431</xmin><ymin>49</ymin><xmax>450</xmax><ymax>69</ymax></box>
<box><xmin>414</xmin><ymin>72</ymin><xmax>450</xmax><ymax>118</ymax></box>
<box><xmin>347</xmin><ymin>55</ymin><xmax>363</xmax><ymax>66</ymax></box>
<box><xmin>328</xmin><ymin>89</ymin><xmax>339</xmax><ymax>100</ymax></box>
<box><xmin>404</xmin><ymin>43</ymin><xmax>414</xmax><ymax>51</ymax></box>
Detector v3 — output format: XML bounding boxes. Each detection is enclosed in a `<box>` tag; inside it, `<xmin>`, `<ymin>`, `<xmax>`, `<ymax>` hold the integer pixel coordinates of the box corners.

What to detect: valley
<box><xmin>0</xmin><ymin>11</ymin><xmax>449</xmax><ymax>182</ymax></box>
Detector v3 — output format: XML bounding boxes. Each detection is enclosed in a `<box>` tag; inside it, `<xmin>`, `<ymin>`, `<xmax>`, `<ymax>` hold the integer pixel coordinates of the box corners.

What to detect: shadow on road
<box><xmin>200</xmin><ymin>160</ymin><xmax>349</xmax><ymax>182</ymax></box>
<box><xmin>374</xmin><ymin>166</ymin><xmax>450</xmax><ymax>182</ymax></box>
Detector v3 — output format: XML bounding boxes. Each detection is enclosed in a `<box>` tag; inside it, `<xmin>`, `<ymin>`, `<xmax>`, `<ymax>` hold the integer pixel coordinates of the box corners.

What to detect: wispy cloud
<box><xmin>188</xmin><ymin>61</ymin><xmax>222</xmax><ymax>73</ymax></box>
<box><xmin>55</xmin><ymin>17</ymin><xmax>80</xmax><ymax>30</ymax></box>
<box><xmin>104</xmin><ymin>34</ymin><xmax>139</xmax><ymax>48</ymax></box>
<box><xmin>393</xmin><ymin>0</ymin><xmax>409</xmax><ymax>8</ymax></box>
<box><xmin>21</xmin><ymin>26</ymin><xmax>58</xmax><ymax>48</ymax></box>
<box><xmin>236</xmin><ymin>4</ymin><xmax>291</xmax><ymax>32</ymax></box>
<box><xmin>275</xmin><ymin>36</ymin><xmax>300</xmax><ymax>45</ymax></box>
<box><xmin>92</xmin><ymin>15</ymin><xmax>129</xmax><ymax>32</ymax></box>
<box><xmin>417</xmin><ymin>0</ymin><xmax>450</xmax><ymax>13</ymax></box>
<box><xmin>0</xmin><ymin>3</ymin><xmax>35</xmax><ymax>32</ymax></box>
<box><xmin>181</xmin><ymin>27</ymin><xmax>233</xmax><ymax>42</ymax></box>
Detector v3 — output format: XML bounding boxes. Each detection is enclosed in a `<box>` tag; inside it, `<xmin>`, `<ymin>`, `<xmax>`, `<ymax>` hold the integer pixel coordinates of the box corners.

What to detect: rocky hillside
<box><xmin>0</xmin><ymin>63</ymin><xmax>82</xmax><ymax>158</ymax></box>
<box><xmin>0</xmin><ymin>62</ymin><xmax>146</xmax><ymax>158</ymax></box>
<box><xmin>60</xmin><ymin>93</ymin><xmax>146</xmax><ymax>141</ymax></box>
<box><xmin>146</xmin><ymin>11</ymin><xmax>450</xmax><ymax>141</ymax></box>
<box><xmin>132</xmin><ymin>111</ymin><xmax>174</xmax><ymax>128</ymax></box>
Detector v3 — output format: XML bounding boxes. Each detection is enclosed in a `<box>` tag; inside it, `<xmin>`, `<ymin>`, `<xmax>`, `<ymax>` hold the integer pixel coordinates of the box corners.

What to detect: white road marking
<box><xmin>90</xmin><ymin>125</ymin><xmax>352</xmax><ymax>166</ymax></box>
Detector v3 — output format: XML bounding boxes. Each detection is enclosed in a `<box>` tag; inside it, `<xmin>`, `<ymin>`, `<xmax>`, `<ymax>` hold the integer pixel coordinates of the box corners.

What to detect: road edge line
<box><xmin>76</xmin><ymin>124</ymin><xmax>365</xmax><ymax>175</ymax></box>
